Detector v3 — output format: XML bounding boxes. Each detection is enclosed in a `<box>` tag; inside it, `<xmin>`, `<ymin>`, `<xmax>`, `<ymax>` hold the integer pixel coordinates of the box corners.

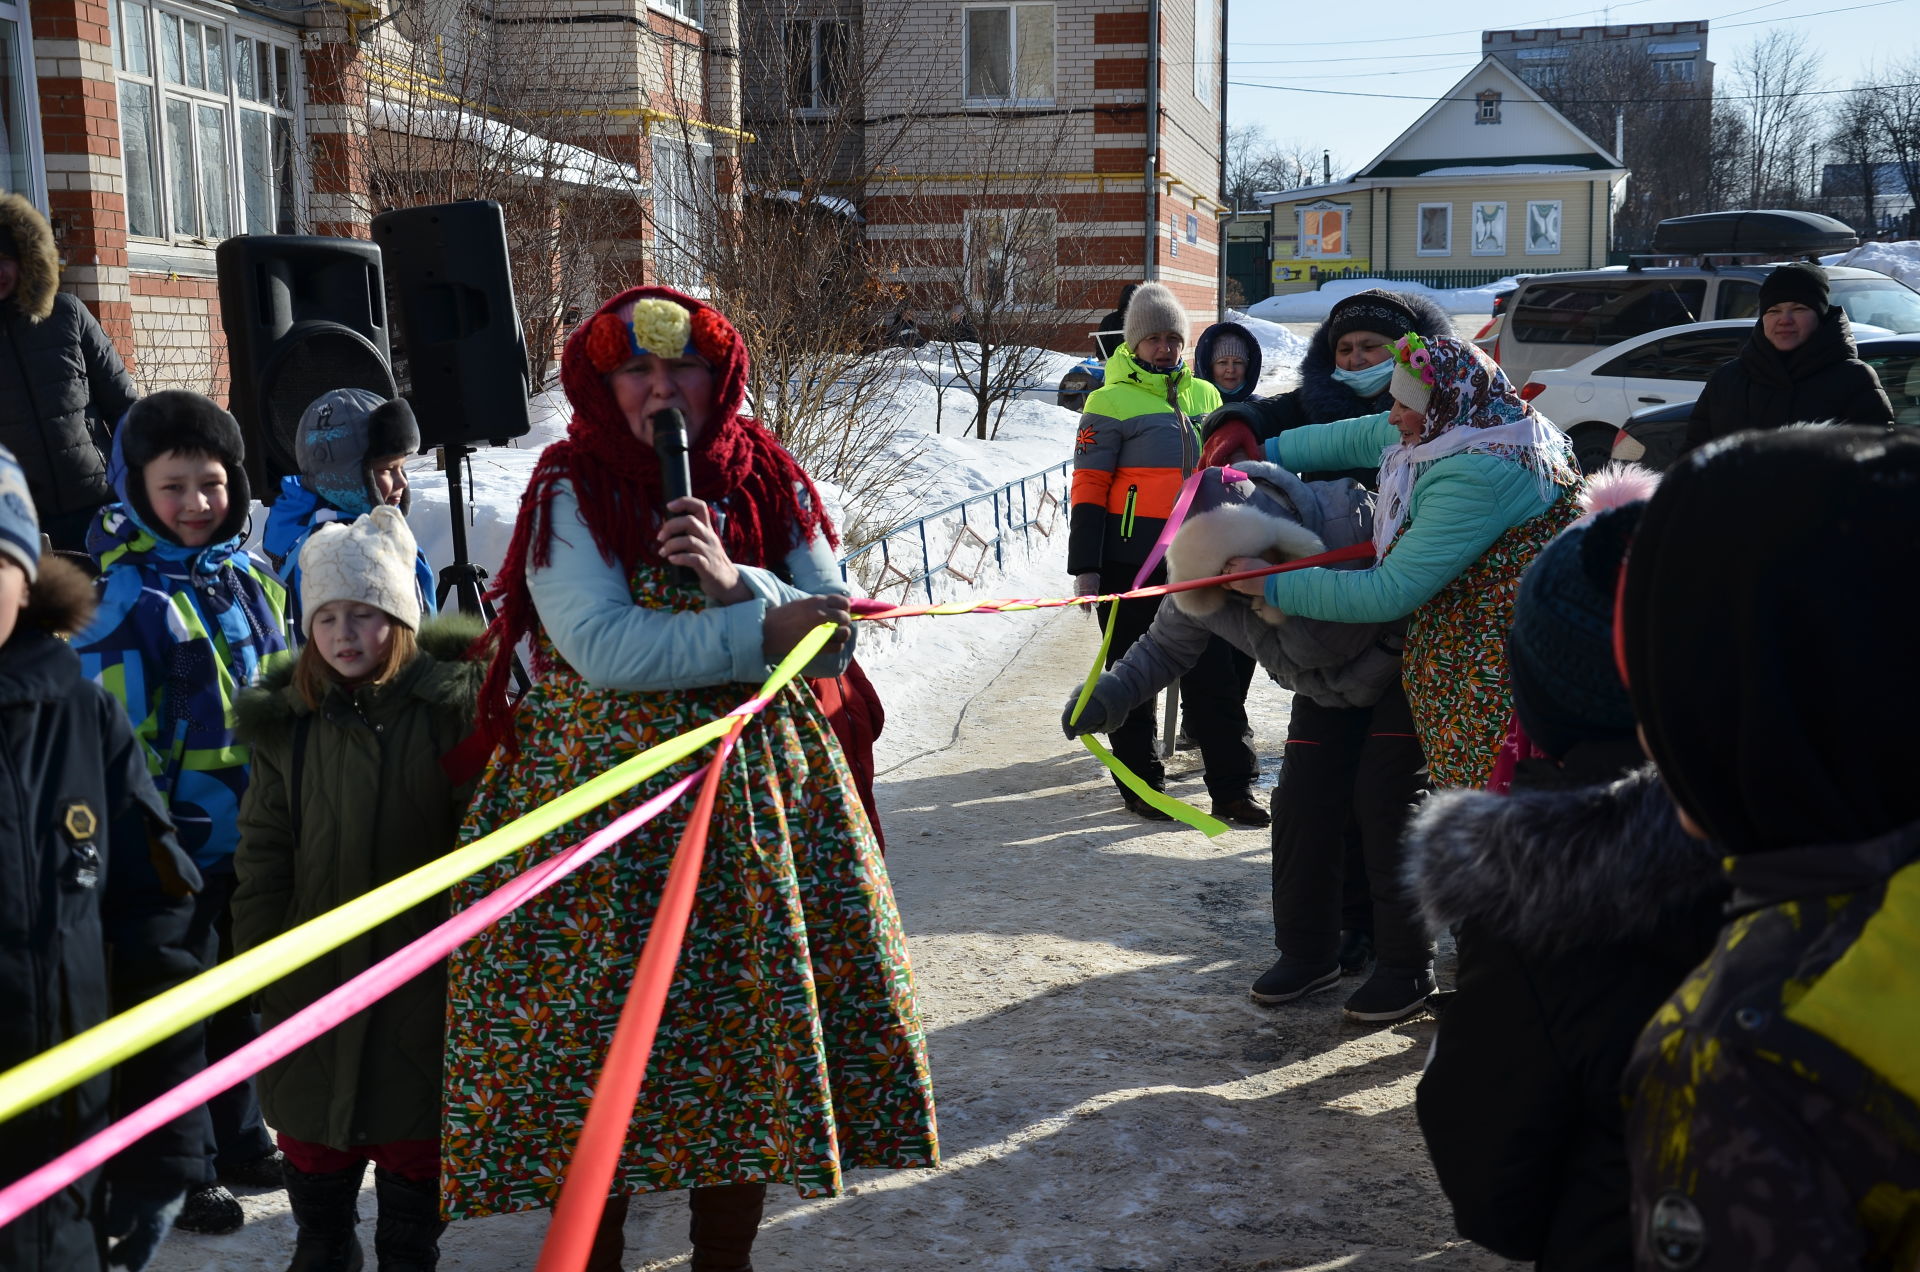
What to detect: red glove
<box><xmin>1201</xmin><ymin>419</ymin><xmax>1260</xmax><ymax>469</ymax></box>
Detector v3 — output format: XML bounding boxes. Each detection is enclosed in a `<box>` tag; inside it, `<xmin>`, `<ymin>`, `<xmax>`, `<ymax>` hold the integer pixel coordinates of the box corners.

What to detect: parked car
<box><xmin>1470</xmin><ymin>284</ymin><xmax>1516</xmax><ymax>357</ymax></box>
<box><xmin>1519</xmin><ymin>321</ymin><xmax>1757</xmax><ymax>472</ymax></box>
<box><xmin>1493</xmin><ymin>210</ymin><xmax>1920</xmax><ymax>390</ymax></box>
<box><xmin>1609</xmin><ymin>334</ymin><xmax>1920</xmax><ymax>470</ymax></box>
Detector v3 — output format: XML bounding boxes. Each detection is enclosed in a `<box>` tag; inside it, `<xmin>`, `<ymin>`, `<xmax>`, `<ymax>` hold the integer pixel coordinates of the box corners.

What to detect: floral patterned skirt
<box><xmin>440</xmin><ymin>654</ymin><xmax>938</xmax><ymax>1220</ymax></box>
<box><xmin>1403</xmin><ymin>486</ymin><xmax>1583</xmax><ymax>790</ymax></box>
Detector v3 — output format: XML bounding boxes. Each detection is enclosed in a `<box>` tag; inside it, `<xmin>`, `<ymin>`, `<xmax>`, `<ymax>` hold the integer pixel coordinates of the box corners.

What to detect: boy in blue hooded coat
<box><xmin>262</xmin><ymin>388</ymin><xmax>436</xmax><ymax>635</ymax></box>
<box><xmin>72</xmin><ymin>389</ymin><xmax>293</xmax><ymax>1233</ymax></box>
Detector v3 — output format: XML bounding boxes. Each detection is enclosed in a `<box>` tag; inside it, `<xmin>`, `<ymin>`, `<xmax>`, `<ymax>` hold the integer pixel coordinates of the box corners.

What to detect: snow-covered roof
<box><xmin>751</xmin><ymin>187</ymin><xmax>864</xmax><ymax>223</ymax></box>
<box><xmin>1415</xmin><ymin>163</ymin><xmax>1589</xmax><ymax>177</ymax></box>
<box><xmin>367</xmin><ymin>98</ymin><xmax>646</xmax><ymax>191</ymax></box>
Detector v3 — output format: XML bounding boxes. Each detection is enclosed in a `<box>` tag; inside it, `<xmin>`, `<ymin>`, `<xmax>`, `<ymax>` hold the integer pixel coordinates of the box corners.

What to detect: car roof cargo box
<box><xmin>1652</xmin><ymin>210</ymin><xmax>1859</xmax><ymax>258</ymax></box>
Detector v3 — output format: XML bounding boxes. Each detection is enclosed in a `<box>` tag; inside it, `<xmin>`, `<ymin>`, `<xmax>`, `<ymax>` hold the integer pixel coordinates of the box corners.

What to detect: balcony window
<box><xmin>964</xmin><ymin>3</ymin><xmax>1054</xmax><ymax>106</ymax></box>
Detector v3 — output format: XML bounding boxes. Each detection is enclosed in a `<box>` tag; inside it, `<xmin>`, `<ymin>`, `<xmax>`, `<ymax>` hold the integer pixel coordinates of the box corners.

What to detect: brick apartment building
<box><xmin>745</xmin><ymin>0</ymin><xmax>1226</xmax><ymax>352</ymax></box>
<box><xmin>10</xmin><ymin>0</ymin><xmax>731</xmax><ymax>395</ymax></box>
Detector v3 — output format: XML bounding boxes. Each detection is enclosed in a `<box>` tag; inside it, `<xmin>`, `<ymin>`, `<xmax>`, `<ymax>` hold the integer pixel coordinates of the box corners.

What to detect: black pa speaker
<box><xmin>371</xmin><ymin>200</ymin><xmax>531</xmax><ymax>449</ymax></box>
<box><xmin>216</xmin><ymin>235</ymin><xmax>396</xmax><ymax>503</ymax></box>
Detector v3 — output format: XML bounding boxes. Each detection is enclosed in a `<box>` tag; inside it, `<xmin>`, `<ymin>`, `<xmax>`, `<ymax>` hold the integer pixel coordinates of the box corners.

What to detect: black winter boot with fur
<box><xmin>284</xmin><ymin>1160</ymin><xmax>366</xmax><ymax>1272</ymax></box>
<box><xmin>372</xmin><ymin>1167</ymin><xmax>445</xmax><ymax>1272</ymax></box>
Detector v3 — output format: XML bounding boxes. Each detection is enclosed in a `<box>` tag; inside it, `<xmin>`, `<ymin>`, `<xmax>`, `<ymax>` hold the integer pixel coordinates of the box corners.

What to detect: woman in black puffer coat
<box><xmin>0</xmin><ymin>193</ymin><xmax>138</xmax><ymax>551</ymax></box>
<box><xmin>1204</xmin><ymin>288</ymin><xmax>1454</xmax><ymax>485</ymax></box>
<box><xmin>1683</xmin><ymin>262</ymin><xmax>1892</xmax><ymax>454</ymax></box>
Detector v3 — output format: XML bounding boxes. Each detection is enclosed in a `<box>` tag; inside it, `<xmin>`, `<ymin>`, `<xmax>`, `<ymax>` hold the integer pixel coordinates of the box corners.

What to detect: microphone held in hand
<box><xmin>651</xmin><ymin>408</ymin><xmax>696</xmax><ymax>585</ymax></box>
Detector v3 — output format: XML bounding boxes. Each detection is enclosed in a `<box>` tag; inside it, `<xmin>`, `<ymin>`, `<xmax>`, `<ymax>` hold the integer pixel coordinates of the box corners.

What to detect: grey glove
<box><xmin>106</xmin><ymin>1186</ymin><xmax>185</xmax><ymax>1270</ymax></box>
<box><xmin>1074</xmin><ymin>571</ymin><xmax>1103</xmax><ymax>617</ymax></box>
<box><xmin>1062</xmin><ymin>682</ymin><xmax>1120</xmax><ymax>738</ymax></box>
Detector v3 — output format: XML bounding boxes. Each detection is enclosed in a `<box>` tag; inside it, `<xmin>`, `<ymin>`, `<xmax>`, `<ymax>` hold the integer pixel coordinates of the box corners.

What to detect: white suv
<box><xmin>1495</xmin><ymin>266</ymin><xmax>1920</xmax><ymax>391</ymax></box>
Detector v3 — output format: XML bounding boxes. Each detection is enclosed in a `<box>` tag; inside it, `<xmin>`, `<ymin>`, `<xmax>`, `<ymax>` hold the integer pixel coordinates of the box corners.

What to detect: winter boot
<box><xmin>688</xmin><ymin>1182</ymin><xmax>766</xmax><ymax>1272</ymax></box>
<box><xmin>1336</xmin><ymin>928</ymin><xmax>1375</xmax><ymax>977</ymax></box>
<box><xmin>175</xmin><ymin>1182</ymin><xmax>245</xmax><ymax>1235</ymax></box>
<box><xmin>584</xmin><ymin>1194</ymin><xmax>630</xmax><ymax>1272</ymax></box>
<box><xmin>284</xmin><ymin>1161</ymin><xmax>366</xmax><ymax>1272</ymax></box>
<box><xmin>372</xmin><ymin>1167</ymin><xmax>445</xmax><ymax>1272</ymax></box>
<box><xmin>1249</xmin><ymin>956</ymin><xmax>1341</xmax><ymax>1005</ymax></box>
<box><xmin>1343</xmin><ymin>965</ymin><xmax>1438</xmax><ymax>1025</ymax></box>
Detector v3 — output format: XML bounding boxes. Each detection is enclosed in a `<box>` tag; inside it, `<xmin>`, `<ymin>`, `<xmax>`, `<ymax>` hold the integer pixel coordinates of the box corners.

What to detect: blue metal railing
<box><xmin>839</xmin><ymin>459</ymin><xmax>1073</xmax><ymax>604</ymax></box>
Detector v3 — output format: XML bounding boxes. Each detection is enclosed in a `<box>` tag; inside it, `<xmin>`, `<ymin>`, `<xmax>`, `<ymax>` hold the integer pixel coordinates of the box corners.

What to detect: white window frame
<box><xmin>1416</xmin><ymin>202</ymin><xmax>1451</xmax><ymax>256</ymax></box>
<box><xmin>1476</xmin><ymin>91</ymin><xmax>1501</xmax><ymax>124</ymax></box>
<box><xmin>650</xmin><ymin>136</ymin><xmax>714</xmax><ymax>293</ymax></box>
<box><xmin>961</xmin><ymin>2</ymin><xmax>1055</xmax><ymax>108</ymax></box>
<box><xmin>963</xmin><ymin>206</ymin><xmax>1056</xmax><ymax>309</ymax></box>
<box><xmin>1652</xmin><ymin>58</ymin><xmax>1696</xmax><ymax>83</ymax></box>
<box><xmin>787</xmin><ymin>17</ymin><xmax>850</xmax><ymax>117</ymax></box>
<box><xmin>110</xmin><ymin>0</ymin><xmax>303</xmax><ymax>250</ymax></box>
<box><xmin>1295</xmin><ymin>199</ymin><xmax>1351</xmax><ymax>260</ymax></box>
<box><xmin>1525</xmin><ymin>199</ymin><xmax>1563</xmax><ymax>255</ymax></box>
<box><xmin>1471</xmin><ymin>200</ymin><xmax>1508</xmax><ymax>256</ymax></box>
<box><xmin>1191</xmin><ymin>0</ymin><xmax>1216</xmax><ymax>107</ymax></box>
<box><xmin>0</xmin><ymin>0</ymin><xmax>47</xmax><ymax>210</ymax></box>
<box><xmin>648</xmin><ymin>0</ymin><xmax>703</xmax><ymax>27</ymax></box>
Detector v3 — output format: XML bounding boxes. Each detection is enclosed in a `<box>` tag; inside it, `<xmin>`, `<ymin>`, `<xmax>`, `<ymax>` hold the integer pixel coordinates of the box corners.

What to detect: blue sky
<box><xmin>1225</xmin><ymin>0</ymin><xmax>1920</xmax><ymax>175</ymax></box>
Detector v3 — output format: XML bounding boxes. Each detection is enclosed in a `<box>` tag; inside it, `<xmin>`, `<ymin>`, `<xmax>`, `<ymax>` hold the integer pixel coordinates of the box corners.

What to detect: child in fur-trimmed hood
<box><xmin>232</xmin><ymin>507</ymin><xmax>485</xmax><ymax>1272</ymax></box>
<box><xmin>0</xmin><ymin>441</ymin><xmax>214</xmax><ymax>1272</ymax></box>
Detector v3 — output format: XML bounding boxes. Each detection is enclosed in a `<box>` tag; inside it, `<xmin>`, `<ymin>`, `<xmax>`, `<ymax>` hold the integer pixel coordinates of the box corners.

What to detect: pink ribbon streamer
<box><xmin>0</xmin><ymin>767</ymin><xmax>710</xmax><ymax>1229</ymax></box>
<box><xmin>1129</xmin><ymin>465</ymin><xmax>1247</xmax><ymax>590</ymax></box>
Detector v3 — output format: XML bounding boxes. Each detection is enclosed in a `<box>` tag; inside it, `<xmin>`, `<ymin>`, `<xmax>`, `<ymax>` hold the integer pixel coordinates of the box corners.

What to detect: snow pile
<box><xmin>1247</xmin><ymin>276</ymin><xmax>1519</xmax><ymax>322</ymax></box>
<box><xmin>1828</xmin><ymin>240</ymin><xmax>1920</xmax><ymax>290</ymax></box>
<box><xmin>378</xmin><ymin>353</ymin><xmax>1081</xmax><ymax>754</ymax></box>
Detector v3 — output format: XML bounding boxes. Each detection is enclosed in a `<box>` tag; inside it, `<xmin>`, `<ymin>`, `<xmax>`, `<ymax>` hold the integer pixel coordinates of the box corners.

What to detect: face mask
<box><xmin>1331</xmin><ymin>359</ymin><xmax>1394</xmax><ymax>397</ymax></box>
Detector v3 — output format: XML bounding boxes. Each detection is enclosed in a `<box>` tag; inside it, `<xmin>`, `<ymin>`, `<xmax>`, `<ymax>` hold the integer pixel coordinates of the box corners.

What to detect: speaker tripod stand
<box><xmin>437</xmin><ymin>442</ymin><xmax>529</xmax><ymax>694</ymax></box>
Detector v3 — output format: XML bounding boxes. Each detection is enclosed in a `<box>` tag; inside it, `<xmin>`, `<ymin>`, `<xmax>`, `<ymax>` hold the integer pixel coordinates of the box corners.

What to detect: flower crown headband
<box><xmin>584</xmin><ymin>297</ymin><xmax>737</xmax><ymax>375</ymax></box>
<box><xmin>1390</xmin><ymin>331</ymin><xmax>1438</xmax><ymax>389</ymax></box>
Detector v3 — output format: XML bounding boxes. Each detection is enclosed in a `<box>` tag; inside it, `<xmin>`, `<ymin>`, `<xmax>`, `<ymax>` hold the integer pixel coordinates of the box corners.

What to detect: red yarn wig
<box><xmin>470</xmin><ymin>285</ymin><xmax>837</xmax><ymax>752</ymax></box>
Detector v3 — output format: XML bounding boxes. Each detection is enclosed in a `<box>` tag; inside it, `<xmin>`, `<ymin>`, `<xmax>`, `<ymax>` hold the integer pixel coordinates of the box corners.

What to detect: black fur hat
<box><xmin>114</xmin><ymin>390</ymin><xmax>252</xmax><ymax>546</ymax></box>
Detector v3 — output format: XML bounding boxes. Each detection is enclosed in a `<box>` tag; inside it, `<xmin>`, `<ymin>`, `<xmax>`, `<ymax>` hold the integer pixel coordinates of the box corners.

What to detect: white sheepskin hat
<box><xmin>297</xmin><ymin>505</ymin><xmax>422</xmax><ymax>635</ymax></box>
<box><xmin>1166</xmin><ymin>468</ymin><xmax>1327</xmax><ymax>626</ymax></box>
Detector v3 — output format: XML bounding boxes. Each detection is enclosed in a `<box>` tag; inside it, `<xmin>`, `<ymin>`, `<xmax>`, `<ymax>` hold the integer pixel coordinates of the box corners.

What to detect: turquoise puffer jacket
<box><xmin>1261</xmin><ymin>413</ymin><xmax>1557</xmax><ymax>623</ymax></box>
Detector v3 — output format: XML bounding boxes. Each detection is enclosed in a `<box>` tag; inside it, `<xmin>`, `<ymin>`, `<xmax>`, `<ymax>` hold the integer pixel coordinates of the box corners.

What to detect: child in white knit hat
<box><xmin>229</xmin><ymin>505</ymin><xmax>485</xmax><ymax>1271</ymax></box>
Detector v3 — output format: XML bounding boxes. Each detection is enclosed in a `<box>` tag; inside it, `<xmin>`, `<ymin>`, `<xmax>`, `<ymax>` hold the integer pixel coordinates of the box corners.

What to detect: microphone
<box><xmin>651</xmin><ymin>408</ymin><xmax>696</xmax><ymax>585</ymax></box>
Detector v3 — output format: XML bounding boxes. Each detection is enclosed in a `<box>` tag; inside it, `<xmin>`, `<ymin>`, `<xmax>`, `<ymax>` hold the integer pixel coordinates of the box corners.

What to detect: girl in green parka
<box><xmin>232</xmin><ymin>506</ymin><xmax>485</xmax><ymax>1272</ymax></box>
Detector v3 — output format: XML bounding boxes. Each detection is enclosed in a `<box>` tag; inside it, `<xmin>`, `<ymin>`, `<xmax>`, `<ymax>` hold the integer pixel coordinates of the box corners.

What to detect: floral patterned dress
<box><xmin>440</xmin><ymin>566</ymin><xmax>938</xmax><ymax>1220</ymax></box>
<box><xmin>1402</xmin><ymin>485</ymin><xmax>1583</xmax><ymax>790</ymax></box>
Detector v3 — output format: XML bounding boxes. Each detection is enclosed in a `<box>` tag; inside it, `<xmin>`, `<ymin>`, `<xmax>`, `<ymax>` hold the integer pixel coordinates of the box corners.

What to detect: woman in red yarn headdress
<box><xmin>440</xmin><ymin>287</ymin><xmax>938</xmax><ymax>1269</ymax></box>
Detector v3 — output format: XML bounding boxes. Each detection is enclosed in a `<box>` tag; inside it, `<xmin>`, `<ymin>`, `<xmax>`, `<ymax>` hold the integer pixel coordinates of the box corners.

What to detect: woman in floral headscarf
<box><xmin>440</xmin><ymin>286</ymin><xmax>938</xmax><ymax>1270</ymax></box>
<box><xmin>1228</xmin><ymin>333</ymin><xmax>1583</xmax><ymax>792</ymax></box>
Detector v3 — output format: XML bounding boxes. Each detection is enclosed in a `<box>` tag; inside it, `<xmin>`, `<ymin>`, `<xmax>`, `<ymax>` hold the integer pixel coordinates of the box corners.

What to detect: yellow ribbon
<box><xmin>0</xmin><ymin>625</ymin><xmax>837</xmax><ymax>1129</ymax></box>
<box><xmin>1071</xmin><ymin>601</ymin><xmax>1229</xmax><ymax>837</ymax></box>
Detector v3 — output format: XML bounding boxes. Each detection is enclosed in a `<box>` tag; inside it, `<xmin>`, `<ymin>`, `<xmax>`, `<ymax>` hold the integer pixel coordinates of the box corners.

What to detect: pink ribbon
<box><xmin>0</xmin><ymin>767</ymin><xmax>709</xmax><ymax>1229</ymax></box>
<box><xmin>1130</xmin><ymin>465</ymin><xmax>1248</xmax><ymax>590</ymax></box>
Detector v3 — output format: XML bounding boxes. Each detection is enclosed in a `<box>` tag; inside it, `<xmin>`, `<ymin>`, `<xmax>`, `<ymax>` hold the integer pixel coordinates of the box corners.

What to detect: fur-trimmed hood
<box><xmin>1294</xmin><ymin>290</ymin><xmax>1453</xmax><ymax>424</ymax></box>
<box><xmin>0</xmin><ymin>192</ymin><xmax>59</xmax><ymax>323</ymax></box>
<box><xmin>1165</xmin><ymin>466</ymin><xmax>1326</xmax><ymax>625</ymax></box>
<box><xmin>21</xmin><ymin>555</ymin><xmax>97</xmax><ymax>638</ymax></box>
<box><xmin>1404</xmin><ymin>764</ymin><xmax>1726</xmax><ymax>954</ymax></box>
<box><xmin>233</xmin><ymin>611</ymin><xmax>486</xmax><ymax>747</ymax></box>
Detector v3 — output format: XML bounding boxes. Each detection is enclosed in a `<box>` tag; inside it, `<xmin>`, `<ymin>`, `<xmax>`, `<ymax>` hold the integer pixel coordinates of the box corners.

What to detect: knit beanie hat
<box><xmin>296</xmin><ymin>505</ymin><xmax>423</xmax><ymax>635</ymax></box>
<box><xmin>1123</xmin><ymin>283</ymin><xmax>1189</xmax><ymax>353</ymax></box>
<box><xmin>0</xmin><ymin>443</ymin><xmax>39</xmax><ymax>582</ymax></box>
<box><xmin>296</xmin><ymin>388</ymin><xmax>420</xmax><ymax>517</ymax></box>
<box><xmin>1508</xmin><ymin>501</ymin><xmax>1646</xmax><ymax>760</ymax></box>
<box><xmin>1207</xmin><ymin>329</ymin><xmax>1252</xmax><ymax>367</ymax></box>
<box><xmin>1758</xmin><ymin>262</ymin><xmax>1830</xmax><ymax>313</ymax></box>
<box><xmin>1327</xmin><ymin>290</ymin><xmax>1420</xmax><ymax>347</ymax></box>
<box><xmin>1620</xmin><ymin>426</ymin><xmax>1920</xmax><ymax>853</ymax></box>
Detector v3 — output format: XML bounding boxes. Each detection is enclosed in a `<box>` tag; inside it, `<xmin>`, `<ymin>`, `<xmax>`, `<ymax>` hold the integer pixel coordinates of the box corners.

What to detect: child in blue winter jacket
<box><xmin>73</xmin><ymin>389</ymin><xmax>294</xmax><ymax>1234</ymax></box>
<box><xmin>262</xmin><ymin>388</ymin><xmax>435</xmax><ymax>634</ymax></box>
